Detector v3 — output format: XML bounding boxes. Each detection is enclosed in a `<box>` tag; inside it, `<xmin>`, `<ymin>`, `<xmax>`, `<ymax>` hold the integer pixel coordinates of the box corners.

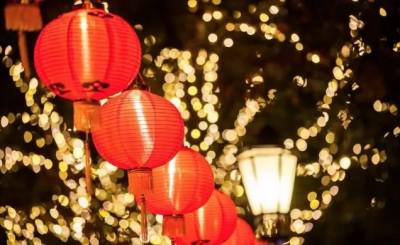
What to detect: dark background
<box><xmin>0</xmin><ymin>0</ymin><xmax>400</xmax><ymax>244</ymax></box>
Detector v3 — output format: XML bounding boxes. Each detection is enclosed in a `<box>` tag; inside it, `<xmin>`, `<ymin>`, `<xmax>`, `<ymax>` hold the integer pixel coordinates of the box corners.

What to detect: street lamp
<box><xmin>238</xmin><ymin>145</ymin><xmax>297</xmax><ymax>241</ymax></box>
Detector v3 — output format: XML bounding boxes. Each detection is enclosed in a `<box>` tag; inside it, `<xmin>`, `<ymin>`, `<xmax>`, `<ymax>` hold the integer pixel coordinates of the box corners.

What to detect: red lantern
<box><xmin>223</xmin><ymin>218</ymin><xmax>256</xmax><ymax>245</ymax></box>
<box><xmin>5</xmin><ymin>2</ymin><xmax>42</xmax><ymax>78</ymax></box>
<box><xmin>92</xmin><ymin>89</ymin><xmax>184</xmax><ymax>170</ymax></box>
<box><xmin>91</xmin><ymin>89</ymin><xmax>184</xmax><ymax>241</ymax></box>
<box><xmin>130</xmin><ymin>147</ymin><xmax>214</xmax><ymax>238</ymax></box>
<box><xmin>34</xmin><ymin>3</ymin><xmax>142</xmax><ymax>194</ymax></box>
<box><xmin>175</xmin><ymin>190</ymin><xmax>237</xmax><ymax>245</ymax></box>
<box><xmin>34</xmin><ymin>4</ymin><xmax>141</xmax><ymax>102</ymax></box>
<box><xmin>254</xmin><ymin>240</ymin><xmax>269</xmax><ymax>245</ymax></box>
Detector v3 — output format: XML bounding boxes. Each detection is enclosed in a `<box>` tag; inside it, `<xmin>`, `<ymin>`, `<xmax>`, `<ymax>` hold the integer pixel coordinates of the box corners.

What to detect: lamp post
<box><xmin>238</xmin><ymin>145</ymin><xmax>297</xmax><ymax>244</ymax></box>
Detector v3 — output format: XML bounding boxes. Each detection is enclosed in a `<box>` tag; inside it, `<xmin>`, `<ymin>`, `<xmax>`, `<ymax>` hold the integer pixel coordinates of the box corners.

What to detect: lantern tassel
<box><xmin>163</xmin><ymin>215</ymin><xmax>185</xmax><ymax>239</ymax></box>
<box><xmin>17</xmin><ymin>30</ymin><xmax>31</xmax><ymax>78</ymax></box>
<box><xmin>4</xmin><ymin>2</ymin><xmax>42</xmax><ymax>79</ymax></box>
<box><xmin>140</xmin><ymin>193</ymin><xmax>148</xmax><ymax>243</ymax></box>
<box><xmin>128</xmin><ymin>169</ymin><xmax>153</xmax><ymax>243</ymax></box>
<box><xmin>84</xmin><ymin>130</ymin><xmax>93</xmax><ymax>195</ymax></box>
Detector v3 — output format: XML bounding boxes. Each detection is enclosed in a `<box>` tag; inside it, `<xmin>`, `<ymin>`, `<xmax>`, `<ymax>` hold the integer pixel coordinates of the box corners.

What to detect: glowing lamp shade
<box><xmin>223</xmin><ymin>218</ymin><xmax>256</xmax><ymax>245</ymax></box>
<box><xmin>176</xmin><ymin>190</ymin><xmax>237</xmax><ymax>245</ymax></box>
<box><xmin>238</xmin><ymin>146</ymin><xmax>297</xmax><ymax>215</ymax></box>
<box><xmin>34</xmin><ymin>6</ymin><xmax>141</xmax><ymax>101</ymax></box>
<box><xmin>91</xmin><ymin>89</ymin><xmax>184</xmax><ymax>170</ymax></box>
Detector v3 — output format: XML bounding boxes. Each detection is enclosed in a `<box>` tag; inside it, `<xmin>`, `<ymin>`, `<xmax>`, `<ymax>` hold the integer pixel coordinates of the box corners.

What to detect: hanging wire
<box><xmin>72</xmin><ymin>1</ymin><xmax>109</xmax><ymax>17</ymax></box>
<box><xmin>130</xmin><ymin>72</ymin><xmax>150</xmax><ymax>91</ymax></box>
<box><xmin>138</xmin><ymin>73</ymin><xmax>150</xmax><ymax>91</ymax></box>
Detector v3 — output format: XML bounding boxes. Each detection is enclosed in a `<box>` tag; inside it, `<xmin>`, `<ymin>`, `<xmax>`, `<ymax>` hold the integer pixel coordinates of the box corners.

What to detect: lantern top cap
<box><xmin>237</xmin><ymin>145</ymin><xmax>295</xmax><ymax>160</ymax></box>
<box><xmin>72</xmin><ymin>1</ymin><xmax>106</xmax><ymax>11</ymax></box>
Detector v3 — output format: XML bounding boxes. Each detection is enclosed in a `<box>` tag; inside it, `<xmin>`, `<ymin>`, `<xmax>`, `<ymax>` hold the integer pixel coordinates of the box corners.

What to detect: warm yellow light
<box><xmin>311</xmin><ymin>54</ymin><xmax>320</xmax><ymax>63</ymax></box>
<box><xmin>225</xmin><ymin>23</ymin><xmax>235</xmax><ymax>31</ymax></box>
<box><xmin>223</xmin><ymin>38</ymin><xmax>234</xmax><ymax>47</ymax></box>
<box><xmin>208</xmin><ymin>33</ymin><xmax>218</xmax><ymax>43</ymax></box>
<box><xmin>339</xmin><ymin>157</ymin><xmax>351</xmax><ymax>169</ymax></box>
<box><xmin>188</xmin><ymin>86</ymin><xmax>198</xmax><ymax>96</ymax></box>
<box><xmin>259</xmin><ymin>13</ymin><xmax>269</xmax><ymax>22</ymax></box>
<box><xmin>269</xmin><ymin>5</ymin><xmax>279</xmax><ymax>15</ymax></box>
<box><xmin>212</xmin><ymin>11</ymin><xmax>223</xmax><ymax>20</ymax></box>
<box><xmin>291</xmin><ymin>33</ymin><xmax>300</xmax><ymax>42</ymax></box>
<box><xmin>188</xmin><ymin>0</ymin><xmax>197</xmax><ymax>8</ymax></box>
<box><xmin>295</xmin><ymin>43</ymin><xmax>304</xmax><ymax>51</ymax></box>
<box><xmin>379</xmin><ymin>7</ymin><xmax>387</xmax><ymax>17</ymax></box>
<box><xmin>238</xmin><ymin>146</ymin><xmax>297</xmax><ymax>215</ymax></box>
<box><xmin>202</xmin><ymin>13</ymin><xmax>212</xmax><ymax>22</ymax></box>
<box><xmin>191</xmin><ymin>129</ymin><xmax>201</xmax><ymax>139</ymax></box>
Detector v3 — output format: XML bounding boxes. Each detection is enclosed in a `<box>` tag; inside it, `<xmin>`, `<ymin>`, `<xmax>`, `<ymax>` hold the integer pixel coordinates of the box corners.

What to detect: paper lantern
<box><xmin>92</xmin><ymin>89</ymin><xmax>184</xmax><ymax>171</ymax></box>
<box><xmin>92</xmin><ymin>89</ymin><xmax>184</xmax><ymax>241</ymax></box>
<box><xmin>223</xmin><ymin>218</ymin><xmax>256</xmax><ymax>245</ymax></box>
<box><xmin>5</xmin><ymin>2</ymin><xmax>42</xmax><ymax>78</ymax></box>
<box><xmin>130</xmin><ymin>147</ymin><xmax>214</xmax><ymax>238</ymax></box>
<box><xmin>34</xmin><ymin>3</ymin><xmax>142</xmax><ymax>192</ymax></box>
<box><xmin>34</xmin><ymin>4</ymin><xmax>141</xmax><ymax>102</ymax></box>
<box><xmin>176</xmin><ymin>190</ymin><xmax>237</xmax><ymax>245</ymax></box>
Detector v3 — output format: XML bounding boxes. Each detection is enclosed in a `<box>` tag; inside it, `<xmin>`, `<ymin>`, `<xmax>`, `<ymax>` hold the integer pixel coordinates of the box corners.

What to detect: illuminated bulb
<box><xmin>311</xmin><ymin>54</ymin><xmax>320</xmax><ymax>63</ymax></box>
<box><xmin>291</xmin><ymin>33</ymin><xmax>300</xmax><ymax>42</ymax></box>
<box><xmin>78</xmin><ymin>197</ymin><xmax>89</xmax><ymax>208</ymax></box>
<box><xmin>269</xmin><ymin>5</ymin><xmax>279</xmax><ymax>15</ymax></box>
<box><xmin>207</xmin><ymin>111</ymin><xmax>219</xmax><ymax>123</ymax></box>
<box><xmin>188</xmin><ymin>86</ymin><xmax>198</xmax><ymax>96</ymax></box>
<box><xmin>296</xmin><ymin>139</ymin><xmax>307</xmax><ymax>151</ymax></box>
<box><xmin>188</xmin><ymin>0</ymin><xmax>197</xmax><ymax>8</ymax></box>
<box><xmin>212</xmin><ymin>11</ymin><xmax>223</xmax><ymax>20</ymax></box>
<box><xmin>209</xmin><ymin>53</ymin><xmax>219</xmax><ymax>62</ymax></box>
<box><xmin>295</xmin><ymin>43</ymin><xmax>304</xmax><ymax>51</ymax></box>
<box><xmin>239</xmin><ymin>23</ymin><xmax>248</xmax><ymax>32</ymax></box>
<box><xmin>208</xmin><ymin>33</ymin><xmax>218</xmax><ymax>43</ymax></box>
<box><xmin>339</xmin><ymin>157</ymin><xmax>351</xmax><ymax>169</ymax></box>
<box><xmin>379</xmin><ymin>7</ymin><xmax>387</xmax><ymax>17</ymax></box>
<box><xmin>247</xmin><ymin>27</ymin><xmax>256</xmax><ymax>35</ymax></box>
<box><xmin>259</xmin><ymin>13</ymin><xmax>269</xmax><ymax>22</ymax></box>
<box><xmin>199</xmin><ymin>121</ymin><xmax>208</xmax><ymax>131</ymax></box>
<box><xmin>191</xmin><ymin>129</ymin><xmax>201</xmax><ymax>139</ymax></box>
<box><xmin>164</xmin><ymin>73</ymin><xmax>175</xmax><ymax>83</ymax></box>
<box><xmin>53</xmin><ymin>225</ymin><xmax>62</xmax><ymax>235</ymax></box>
<box><xmin>223</xmin><ymin>38</ymin><xmax>234</xmax><ymax>47</ymax></box>
<box><xmin>225</xmin><ymin>23</ymin><xmax>235</xmax><ymax>31</ymax></box>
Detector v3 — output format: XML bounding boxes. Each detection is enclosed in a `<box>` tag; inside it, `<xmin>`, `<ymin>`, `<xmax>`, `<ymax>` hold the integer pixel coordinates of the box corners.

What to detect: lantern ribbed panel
<box><xmin>138</xmin><ymin>147</ymin><xmax>214</xmax><ymax>215</ymax></box>
<box><xmin>34</xmin><ymin>7</ymin><xmax>141</xmax><ymax>101</ymax></box>
<box><xmin>223</xmin><ymin>218</ymin><xmax>256</xmax><ymax>245</ymax></box>
<box><xmin>91</xmin><ymin>90</ymin><xmax>184</xmax><ymax>170</ymax></box>
<box><xmin>176</xmin><ymin>190</ymin><xmax>237</xmax><ymax>245</ymax></box>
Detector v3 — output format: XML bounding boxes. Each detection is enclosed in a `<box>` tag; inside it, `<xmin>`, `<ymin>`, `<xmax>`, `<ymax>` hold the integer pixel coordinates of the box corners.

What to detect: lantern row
<box><xmin>33</xmin><ymin>1</ymin><xmax>295</xmax><ymax>244</ymax></box>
